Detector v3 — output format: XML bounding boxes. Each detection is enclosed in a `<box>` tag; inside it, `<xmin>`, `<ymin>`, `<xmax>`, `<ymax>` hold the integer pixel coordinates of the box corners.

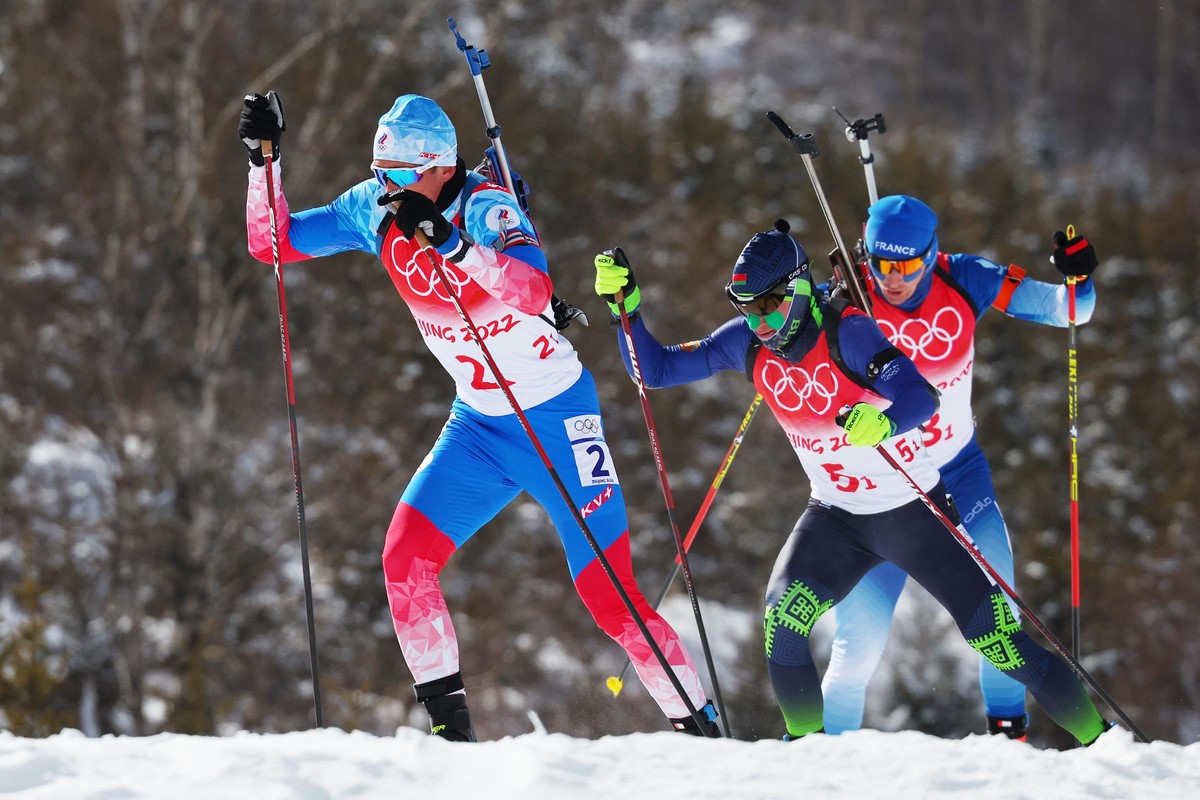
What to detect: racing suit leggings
<box><xmin>822</xmin><ymin>442</ymin><xmax>1026</xmax><ymax>731</ymax></box>
<box><xmin>380</xmin><ymin>370</ymin><xmax>705</xmax><ymax>719</ymax></box>
<box><xmin>763</xmin><ymin>484</ymin><xmax>1105</xmax><ymax>743</ymax></box>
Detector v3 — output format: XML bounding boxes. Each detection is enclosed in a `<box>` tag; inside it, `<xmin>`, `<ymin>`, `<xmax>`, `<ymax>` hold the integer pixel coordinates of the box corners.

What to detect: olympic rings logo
<box><xmin>761</xmin><ymin>360</ymin><xmax>838</xmax><ymax>414</ymax></box>
<box><xmin>877</xmin><ymin>307</ymin><xmax>963</xmax><ymax>362</ymax></box>
<box><xmin>388</xmin><ymin>240</ymin><xmax>471</xmax><ymax>302</ymax></box>
<box><xmin>574</xmin><ymin>419</ymin><xmax>600</xmax><ymax>433</ymax></box>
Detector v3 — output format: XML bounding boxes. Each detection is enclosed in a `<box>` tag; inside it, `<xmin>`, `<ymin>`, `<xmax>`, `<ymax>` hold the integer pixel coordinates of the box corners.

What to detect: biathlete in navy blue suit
<box><xmin>592</xmin><ymin>223</ymin><xmax>1108</xmax><ymax>744</ymax></box>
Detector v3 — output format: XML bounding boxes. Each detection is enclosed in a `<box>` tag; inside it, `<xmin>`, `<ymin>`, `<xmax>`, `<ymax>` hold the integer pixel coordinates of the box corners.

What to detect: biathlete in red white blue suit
<box><xmin>239</xmin><ymin>92</ymin><xmax>714</xmax><ymax>740</ymax></box>
<box><xmin>822</xmin><ymin>196</ymin><xmax>1100</xmax><ymax>740</ymax></box>
<box><xmin>592</xmin><ymin>222</ymin><xmax>1108</xmax><ymax>743</ymax></box>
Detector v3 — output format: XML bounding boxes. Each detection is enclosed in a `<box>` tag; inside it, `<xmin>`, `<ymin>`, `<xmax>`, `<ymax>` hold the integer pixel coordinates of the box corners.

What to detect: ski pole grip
<box><xmin>609</xmin><ymin>246</ymin><xmax>632</xmax><ymax>269</ymax></box>
<box><xmin>414</xmin><ymin>228</ymin><xmax>433</xmax><ymax>251</ymax></box>
<box><xmin>261</xmin><ymin>140</ymin><xmax>273</xmax><ymax>159</ymax></box>
<box><xmin>609</xmin><ymin>247</ymin><xmax>631</xmax><ymax>306</ymax></box>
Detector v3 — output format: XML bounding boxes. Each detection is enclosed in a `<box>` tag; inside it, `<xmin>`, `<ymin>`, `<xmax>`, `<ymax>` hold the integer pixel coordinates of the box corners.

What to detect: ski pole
<box><xmin>1059</xmin><ymin>224</ymin><xmax>1082</xmax><ymax>658</ymax></box>
<box><xmin>607</xmin><ymin>249</ymin><xmax>729</xmax><ymax>735</ymax></box>
<box><xmin>834</xmin><ymin>108</ymin><xmax>886</xmax><ymax>206</ymax></box>
<box><xmin>606</xmin><ymin>393</ymin><xmax>763</xmax><ymax>697</ymax></box>
<box><xmin>872</xmin><ymin>442</ymin><xmax>1148</xmax><ymax>743</ymax></box>
<box><xmin>395</xmin><ymin>221</ymin><xmax>715</xmax><ymax>737</ymax></box>
<box><xmin>766</xmin><ymin>111</ymin><xmax>873</xmax><ymax>315</ymax></box>
<box><xmin>261</xmin><ymin>137</ymin><xmax>324</xmax><ymax>728</ymax></box>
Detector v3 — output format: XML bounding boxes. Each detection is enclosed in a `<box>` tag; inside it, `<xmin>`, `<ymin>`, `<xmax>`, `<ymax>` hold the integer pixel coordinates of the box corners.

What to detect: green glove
<box><xmin>594</xmin><ymin>248</ymin><xmax>641</xmax><ymax>316</ymax></box>
<box><xmin>842</xmin><ymin>403</ymin><xmax>897</xmax><ymax>447</ymax></box>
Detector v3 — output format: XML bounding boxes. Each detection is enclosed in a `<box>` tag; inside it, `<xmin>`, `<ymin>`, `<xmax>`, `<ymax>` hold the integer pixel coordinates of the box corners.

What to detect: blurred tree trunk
<box><xmin>903</xmin><ymin>0</ymin><xmax>927</xmax><ymax>114</ymax></box>
<box><xmin>1151</xmin><ymin>0</ymin><xmax>1176</xmax><ymax>156</ymax></box>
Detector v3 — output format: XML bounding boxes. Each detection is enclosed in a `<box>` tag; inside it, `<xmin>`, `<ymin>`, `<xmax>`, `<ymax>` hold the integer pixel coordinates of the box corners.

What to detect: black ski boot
<box><xmin>987</xmin><ymin>714</ymin><xmax>1028</xmax><ymax>742</ymax></box>
<box><xmin>414</xmin><ymin>671</ymin><xmax>477</xmax><ymax>742</ymax></box>
<box><xmin>670</xmin><ymin>701</ymin><xmax>721</xmax><ymax>737</ymax></box>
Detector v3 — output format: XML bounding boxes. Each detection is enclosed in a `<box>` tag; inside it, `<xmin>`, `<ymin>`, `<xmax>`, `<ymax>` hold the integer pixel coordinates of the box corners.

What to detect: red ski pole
<box><xmin>606</xmin><ymin>247</ymin><xmax>729</xmax><ymax>733</ymax></box>
<box><xmin>261</xmin><ymin>138</ymin><xmax>324</xmax><ymax>728</ymax></box>
<box><xmin>606</xmin><ymin>393</ymin><xmax>762</xmax><ymax>697</ymax></box>
<box><xmin>1063</xmin><ymin>224</ymin><xmax>1082</xmax><ymax>659</ymax></box>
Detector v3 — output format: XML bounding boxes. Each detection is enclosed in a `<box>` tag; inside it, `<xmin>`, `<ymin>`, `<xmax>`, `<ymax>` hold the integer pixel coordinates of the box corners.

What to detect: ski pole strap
<box><xmin>991</xmin><ymin>264</ymin><xmax>1027</xmax><ymax>313</ymax></box>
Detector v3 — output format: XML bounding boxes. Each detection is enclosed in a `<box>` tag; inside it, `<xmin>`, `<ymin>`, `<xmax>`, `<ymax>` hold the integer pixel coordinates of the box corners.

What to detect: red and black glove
<box><xmin>1051</xmin><ymin>229</ymin><xmax>1098</xmax><ymax>278</ymax></box>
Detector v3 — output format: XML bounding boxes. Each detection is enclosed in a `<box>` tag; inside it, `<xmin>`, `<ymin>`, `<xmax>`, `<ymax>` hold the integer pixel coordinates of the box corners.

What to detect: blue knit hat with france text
<box><xmin>865</xmin><ymin>195</ymin><xmax>939</xmax><ymax>268</ymax></box>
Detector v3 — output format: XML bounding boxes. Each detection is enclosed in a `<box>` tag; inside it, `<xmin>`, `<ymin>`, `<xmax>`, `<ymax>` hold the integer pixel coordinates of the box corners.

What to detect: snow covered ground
<box><xmin>1</xmin><ymin>722</ymin><xmax>1196</xmax><ymax>799</ymax></box>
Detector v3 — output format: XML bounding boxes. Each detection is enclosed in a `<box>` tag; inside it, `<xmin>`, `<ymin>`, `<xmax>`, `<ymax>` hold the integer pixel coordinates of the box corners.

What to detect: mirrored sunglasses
<box><xmin>740</xmin><ymin>292</ymin><xmax>788</xmax><ymax>329</ymax></box>
<box><xmin>373</xmin><ymin>166</ymin><xmax>424</xmax><ymax>187</ymax></box>
<box><xmin>728</xmin><ymin>276</ymin><xmax>811</xmax><ymax>330</ymax></box>
<box><xmin>373</xmin><ymin>143</ymin><xmax>456</xmax><ymax>188</ymax></box>
<box><xmin>868</xmin><ymin>252</ymin><xmax>928</xmax><ymax>282</ymax></box>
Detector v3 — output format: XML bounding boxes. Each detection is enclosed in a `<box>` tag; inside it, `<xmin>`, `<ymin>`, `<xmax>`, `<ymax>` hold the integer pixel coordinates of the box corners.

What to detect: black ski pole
<box><xmin>607</xmin><ymin>253</ymin><xmax>729</xmax><ymax>736</ymax></box>
<box><xmin>261</xmin><ymin>136</ymin><xmax>324</xmax><ymax>728</ymax></box>
<box><xmin>872</xmin><ymin>444</ymin><xmax>1148</xmax><ymax>744</ymax></box>
<box><xmin>393</xmin><ymin>216</ymin><xmax>714</xmax><ymax>736</ymax></box>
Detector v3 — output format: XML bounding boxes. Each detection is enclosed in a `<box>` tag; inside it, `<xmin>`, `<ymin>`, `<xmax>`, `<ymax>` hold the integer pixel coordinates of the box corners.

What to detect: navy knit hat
<box><xmin>728</xmin><ymin>220</ymin><xmax>810</xmax><ymax>301</ymax></box>
<box><xmin>865</xmin><ymin>195</ymin><xmax>938</xmax><ymax>269</ymax></box>
<box><xmin>726</xmin><ymin>220</ymin><xmax>819</xmax><ymax>353</ymax></box>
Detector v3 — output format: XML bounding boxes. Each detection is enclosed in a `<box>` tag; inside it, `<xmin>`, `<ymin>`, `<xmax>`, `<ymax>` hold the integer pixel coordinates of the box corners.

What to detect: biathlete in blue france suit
<box><xmin>592</xmin><ymin>222</ymin><xmax>1109</xmax><ymax>744</ymax></box>
<box><xmin>822</xmin><ymin>195</ymin><xmax>1101</xmax><ymax>741</ymax></box>
<box><xmin>239</xmin><ymin>92</ymin><xmax>717</xmax><ymax>740</ymax></box>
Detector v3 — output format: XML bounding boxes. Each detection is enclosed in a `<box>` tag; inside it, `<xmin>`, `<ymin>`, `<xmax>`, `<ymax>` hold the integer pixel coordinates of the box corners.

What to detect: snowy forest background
<box><xmin>1</xmin><ymin>0</ymin><xmax>1197</xmax><ymax>750</ymax></box>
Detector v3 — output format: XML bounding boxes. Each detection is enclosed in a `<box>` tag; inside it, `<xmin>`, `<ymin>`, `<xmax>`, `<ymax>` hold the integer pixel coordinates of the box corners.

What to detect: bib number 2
<box><xmin>564</xmin><ymin>414</ymin><xmax>617</xmax><ymax>487</ymax></box>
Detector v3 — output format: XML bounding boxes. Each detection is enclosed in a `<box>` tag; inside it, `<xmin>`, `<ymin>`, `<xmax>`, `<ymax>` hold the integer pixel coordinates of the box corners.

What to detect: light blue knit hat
<box><xmin>372</xmin><ymin>95</ymin><xmax>457</xmax><ymax>166</ymax></box>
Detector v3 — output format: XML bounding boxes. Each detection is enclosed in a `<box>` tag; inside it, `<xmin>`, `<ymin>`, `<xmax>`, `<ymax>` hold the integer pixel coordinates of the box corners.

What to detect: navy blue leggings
<box><xmin>763</xmin><ymin>485</ymin><xmax>1104</xmax><ymax>742</ymax></box>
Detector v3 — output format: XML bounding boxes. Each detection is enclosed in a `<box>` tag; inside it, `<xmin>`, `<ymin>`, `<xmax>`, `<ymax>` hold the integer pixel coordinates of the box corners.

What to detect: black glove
<box><xmin>239</xmin><ymin>91</ymin><xmax>285</xmax><ymax>167</ymax></box>
<box><xmin>393</xmin><ymin>190</ymin><xmax>455</xmax><ymax>247</ymax></box>
<box><xmin>1051</xmin><ymin>228</ymin><xmax>1098</xmax><ymax>278</ymax></box>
